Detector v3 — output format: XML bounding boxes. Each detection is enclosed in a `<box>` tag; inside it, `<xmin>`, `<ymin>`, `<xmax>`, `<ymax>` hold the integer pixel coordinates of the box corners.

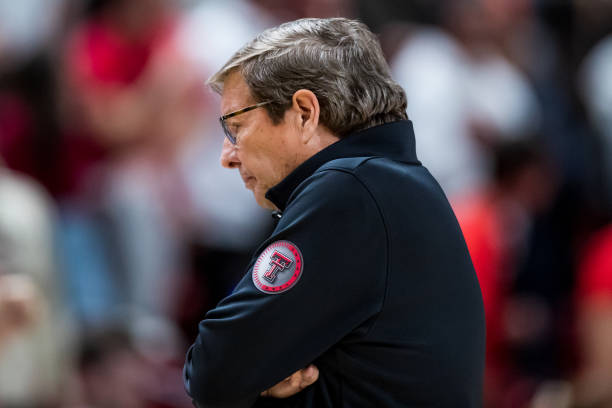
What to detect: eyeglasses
<box><xmin>220</xmin><ymin>101</ymin><xmax>273</xmax><ymax>145</ymax></box>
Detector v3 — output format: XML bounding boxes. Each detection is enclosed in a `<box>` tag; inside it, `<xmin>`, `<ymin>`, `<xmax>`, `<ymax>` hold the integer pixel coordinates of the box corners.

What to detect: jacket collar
<box><xmin>265</xmin><ymin>120</ymin><xmax>419</xmax><ymax>211</ymax></box>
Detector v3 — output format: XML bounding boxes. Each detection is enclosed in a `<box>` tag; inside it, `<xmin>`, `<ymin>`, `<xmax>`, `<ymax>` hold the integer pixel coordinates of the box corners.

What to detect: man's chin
<box><xmin>253</xmin><ymin>190</ymin><xmax>277</xmax><ymax>211</ymax></box>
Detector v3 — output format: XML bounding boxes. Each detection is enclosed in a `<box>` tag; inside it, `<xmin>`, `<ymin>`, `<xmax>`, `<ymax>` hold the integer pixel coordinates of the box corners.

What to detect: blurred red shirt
<box><xmin>578</xmin><ymin>224</ymin><xmax>612</xmax><ymax>306</ymax></box>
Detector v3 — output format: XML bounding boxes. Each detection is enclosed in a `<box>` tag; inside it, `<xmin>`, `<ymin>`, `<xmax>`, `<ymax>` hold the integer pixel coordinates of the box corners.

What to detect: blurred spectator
<box><xmin>574</xmin><ymin>0</ymin><xmax>612</xmax><ymax>66</ymax></box>
<box><xmin>59</xmin><ymin>0</ymin><xmax>202</xmax><ymax>329</ymax></box>
<box><xmin>0</xmin><ymin>53</ymin><xmax>67</xmax><ymax>197</ymax></box>
<box><xmin>0</xmin><ymin>0</ymin><xmax>72</xmax><ymax>195</ymax></box>
<box><xmin>0</xmin><ymin>166</ymin><xmax>71</xmax><ymax>407</ymax></box>
<box><xmin>391</xmin><ymin>0</ymin><xmax>540</xmax><ymax>199</ymax></box>
<box><xmin>454</xmin><ymin>140</ymin><xmax>556</xmax><ymax>407</ymax></box>
<box><xmin>55</xmin><ymin>1</ymin><xmax>249</xmax><ymax>404</ymax></box>
<box><xmin>580</xmin><ymin>33</ymin><xmax>612</xmax><ymax>209</ymax></box>
<box><xmin>63</xmin><ymin>326</ymin><xmax>191</xmax><ymax>408</ymax></box>
<box><xmin>0</xmin><ymin>0</ymin><xmax>66</xmax><ymax>68</ymax></box>
<box><xmin>392</xmin><ymin>4</ymin><xmax>608</xmax><ymax>407</ymax></box>
<box><xmin>574</xmin><ymin>224</ymin><xmax>612</xmax><ymax>408</ymax></box>
<box><xmin>63</xmin><ymin>0</ymin><xmax>188</xmax><ymax>151</ymax></box>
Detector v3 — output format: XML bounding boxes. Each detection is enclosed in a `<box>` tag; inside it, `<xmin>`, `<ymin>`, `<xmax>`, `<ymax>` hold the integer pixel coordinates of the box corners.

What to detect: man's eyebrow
<box><xmin>221</xmin><ymin>100</ymin><xmax>258</xmax><ymax>117</ymax></box>
<box><xmin>221</xmin><ymin>102</ymin><xmax>250</xmax><ymax>116</ymax></box>
<box><xmin>225</xmin><ymin>115</ymin><xmax>243</xmax><ymax>123</ymax></box>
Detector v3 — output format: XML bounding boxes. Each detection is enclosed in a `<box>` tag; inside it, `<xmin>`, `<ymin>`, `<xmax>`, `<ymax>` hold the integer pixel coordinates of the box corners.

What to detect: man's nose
<box><xmin>220</xmin><ymin>138</ymin><xmax>240</xmax><ymax>169</ymax></box>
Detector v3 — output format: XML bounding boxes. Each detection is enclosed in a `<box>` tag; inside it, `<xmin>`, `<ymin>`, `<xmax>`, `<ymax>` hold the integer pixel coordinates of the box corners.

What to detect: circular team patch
<box><xmin>252</xmin><ymin>240</ymin><xmax>303</xmax><ymax>294</ymax></box>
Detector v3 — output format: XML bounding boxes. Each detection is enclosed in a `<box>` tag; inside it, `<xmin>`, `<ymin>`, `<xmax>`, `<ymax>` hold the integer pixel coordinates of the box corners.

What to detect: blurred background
<box><xmin>0</xmin><ymin>0</ymin><xmax>611</xmax><ymax>407</ymax></box>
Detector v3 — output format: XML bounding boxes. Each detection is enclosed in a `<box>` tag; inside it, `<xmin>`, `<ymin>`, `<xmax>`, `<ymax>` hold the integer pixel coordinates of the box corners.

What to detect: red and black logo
<box><xmin>252</xmin><ymin>241</ymin><xmax>303</xmax><ymax>294</ymax></box>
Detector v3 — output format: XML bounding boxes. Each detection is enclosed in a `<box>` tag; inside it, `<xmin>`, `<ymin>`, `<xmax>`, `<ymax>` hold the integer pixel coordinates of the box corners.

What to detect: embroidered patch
<box><xmin>252</xmin><ymin>240</ymin><xmax>303</xmax><ymax>294</ymax></box>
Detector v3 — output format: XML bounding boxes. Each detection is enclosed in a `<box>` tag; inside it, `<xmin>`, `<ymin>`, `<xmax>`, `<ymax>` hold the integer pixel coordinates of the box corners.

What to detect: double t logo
<box><xmin>263</xmin><ymin>251</ymin><xmax>293</xmax><ymax>283</ymax></box>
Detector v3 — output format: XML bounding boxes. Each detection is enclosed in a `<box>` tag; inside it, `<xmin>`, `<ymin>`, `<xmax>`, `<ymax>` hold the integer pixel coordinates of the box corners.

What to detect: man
<box><xmin>184</xmin><ymin>17</ymin><xmax>485</xmax><ymax>408</ymax></box>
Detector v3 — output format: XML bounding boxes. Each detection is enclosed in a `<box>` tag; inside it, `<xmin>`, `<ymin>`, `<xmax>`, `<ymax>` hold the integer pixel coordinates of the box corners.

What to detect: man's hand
<box><xmin>260</xmin><ymin>365</ymin><xmax>319</xmax><ymax>398</ymax></box>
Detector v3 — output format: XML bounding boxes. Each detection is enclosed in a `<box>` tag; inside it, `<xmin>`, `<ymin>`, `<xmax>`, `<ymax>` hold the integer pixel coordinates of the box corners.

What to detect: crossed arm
<box><xmin>184</xmin><ymin>171</ymin><xmax>385</xmax><ymax>407</ymax></box>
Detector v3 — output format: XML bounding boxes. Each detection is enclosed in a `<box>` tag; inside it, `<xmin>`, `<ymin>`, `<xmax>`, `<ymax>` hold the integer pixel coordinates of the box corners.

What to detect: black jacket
<box><xmin>184</xmin><ymin>120</ymin><xmax>485</xmax><ymax>408</ymax></box>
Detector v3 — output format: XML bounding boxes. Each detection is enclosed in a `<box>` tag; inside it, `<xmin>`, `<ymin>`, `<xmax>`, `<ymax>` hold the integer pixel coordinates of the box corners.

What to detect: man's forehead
<box><xmin>220</xmin><ymin>72</ymin><xmax>254</xmax><ymax>115</ymax></box>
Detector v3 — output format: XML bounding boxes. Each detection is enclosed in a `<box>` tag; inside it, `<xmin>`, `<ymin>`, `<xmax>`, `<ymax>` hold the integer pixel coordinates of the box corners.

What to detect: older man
<box><xmin>184</xmin><ymin>17</ymin><xmax>485</xmax><ymax>408</ymax></box>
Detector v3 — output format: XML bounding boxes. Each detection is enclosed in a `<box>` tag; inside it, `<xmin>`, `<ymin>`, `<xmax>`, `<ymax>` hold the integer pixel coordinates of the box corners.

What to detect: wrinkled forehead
<box><xmin>220</xmin><ymin>71</ymin><xmax>256</xmax><ymax>116</ymax></box>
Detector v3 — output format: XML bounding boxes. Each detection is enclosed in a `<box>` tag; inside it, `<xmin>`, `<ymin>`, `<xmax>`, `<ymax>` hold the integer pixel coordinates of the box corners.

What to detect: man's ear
<box><xmin>291</xmin><ymin>89</ymin><xmax>320</xmax><ymax>140</ymax></box>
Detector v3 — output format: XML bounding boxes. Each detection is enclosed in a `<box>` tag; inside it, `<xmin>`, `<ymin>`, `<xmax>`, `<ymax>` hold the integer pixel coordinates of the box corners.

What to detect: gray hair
<box><xmin>208</xmin><ymin>17</ymin><xmax>408</xmax><ymax>137</ymax></box>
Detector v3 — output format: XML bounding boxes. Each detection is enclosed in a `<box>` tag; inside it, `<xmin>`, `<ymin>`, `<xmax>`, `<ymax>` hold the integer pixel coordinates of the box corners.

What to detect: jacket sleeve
<box><xmin>183</xmin><ymin>169</ymin><xmax>388</xmax><ymax>408</ymax></box>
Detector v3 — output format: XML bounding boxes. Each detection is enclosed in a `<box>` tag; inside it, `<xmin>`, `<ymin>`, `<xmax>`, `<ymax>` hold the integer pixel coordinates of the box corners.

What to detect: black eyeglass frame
<box><xmin>219</xmin><ymin>101</ymin><xmax>273</xmax><ymax>144</ymax></box>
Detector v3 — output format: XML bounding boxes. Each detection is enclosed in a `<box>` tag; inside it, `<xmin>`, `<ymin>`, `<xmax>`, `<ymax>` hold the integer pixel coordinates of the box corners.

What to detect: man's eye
<box><xmin>230</xmin><ymin>123</ymin><xmax>240</xmax><ymax>134</ymax></box>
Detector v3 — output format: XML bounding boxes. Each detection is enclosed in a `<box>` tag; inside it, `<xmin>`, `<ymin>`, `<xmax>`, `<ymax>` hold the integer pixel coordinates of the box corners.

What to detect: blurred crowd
<box><xmin>0</xmin><ymin>0</ymin><xmax>611</xmax><ymax>407</ymax></box>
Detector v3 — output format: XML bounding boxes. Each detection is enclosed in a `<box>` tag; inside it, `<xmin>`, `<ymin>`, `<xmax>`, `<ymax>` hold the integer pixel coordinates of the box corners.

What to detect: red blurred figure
<box><xmin>574</xmin><ymin>225</ymin><xmax>612</xmax><ymax>407</ymax></box>
<box><xmin>63</xmin><ymin>0</ymin><xmax>201</xmax><ymax>156</ymax></box>
<box><xmin>454</xmin><ymin>140</ymin><xmax>555</xmax><ymax>407</ymax></box>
